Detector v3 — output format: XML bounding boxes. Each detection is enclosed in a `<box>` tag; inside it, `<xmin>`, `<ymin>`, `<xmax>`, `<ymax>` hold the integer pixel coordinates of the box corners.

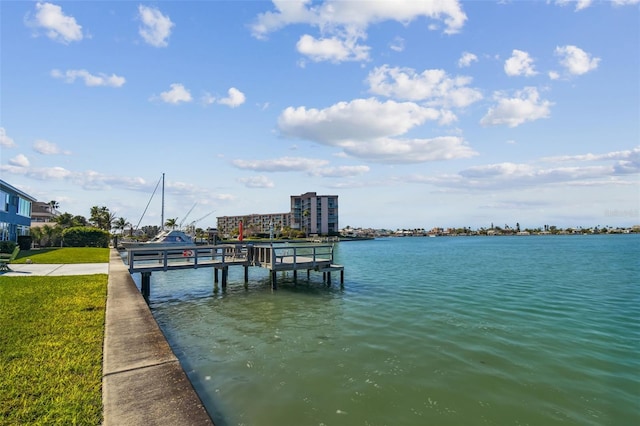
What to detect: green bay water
<box><xmin>138</xmin><ymin>235</ymin><xmax>639</xmax><ymax>425</ymax></box>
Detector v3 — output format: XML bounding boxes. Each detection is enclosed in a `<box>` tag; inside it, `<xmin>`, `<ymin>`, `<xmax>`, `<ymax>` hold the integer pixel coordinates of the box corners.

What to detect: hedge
<box><xmin>62</xmin><ymin>227</ymin><xmax>110</xmax><ymax>248</ymax></box>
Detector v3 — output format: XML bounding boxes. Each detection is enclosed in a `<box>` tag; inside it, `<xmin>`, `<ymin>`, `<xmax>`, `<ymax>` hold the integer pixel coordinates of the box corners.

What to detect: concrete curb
<box><xmin>103</xmin><ymin>249</ymin><xmax>214</xmax><ymax>425</ymax></box>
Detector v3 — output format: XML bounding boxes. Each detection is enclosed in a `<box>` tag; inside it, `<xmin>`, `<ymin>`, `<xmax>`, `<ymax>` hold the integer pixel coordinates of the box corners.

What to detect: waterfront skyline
<box><xmin>1</xmin><ymin>1</ymin><xmax>638</xmax><ymax>230</ymax></box>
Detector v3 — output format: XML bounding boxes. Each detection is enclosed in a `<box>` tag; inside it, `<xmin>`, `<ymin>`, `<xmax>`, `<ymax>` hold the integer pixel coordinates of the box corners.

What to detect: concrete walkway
<box><xmin>1</xmin><ymin>262</ymin><xmax>108</xmax><ymax>276</ymax></box>
<box><xmin>1</xmin><ymin>251</ymin><xmax>215</xmax><ymax>425</ymax></box>
<box><xmin>103</xmin><ymin>249</ymin><xmax>214</xmax><ymax>425</ymax></box>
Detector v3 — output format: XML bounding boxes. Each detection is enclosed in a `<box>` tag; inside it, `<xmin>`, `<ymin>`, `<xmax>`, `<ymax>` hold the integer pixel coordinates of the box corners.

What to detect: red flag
<box><xmin>238</xmin><ymin>220</ymin><xmax>243</xmax><ymax>241</ymax></box>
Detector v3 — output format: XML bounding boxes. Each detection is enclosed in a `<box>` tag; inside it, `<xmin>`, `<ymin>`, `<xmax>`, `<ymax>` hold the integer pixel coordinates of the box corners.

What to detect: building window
<box><xmin>0</xmin><ymin>222</ymin><xmax>8</xmax><ymax>241</ymax></box>
<box><xmin>17</xmin><ymin>197</ymin><xmax>31</xmax><ymax>217</ymax></box>
<box><xmin>1</xmin><ymin>191</ymin><xmax>8</xmax><ymax>212</ymax></box>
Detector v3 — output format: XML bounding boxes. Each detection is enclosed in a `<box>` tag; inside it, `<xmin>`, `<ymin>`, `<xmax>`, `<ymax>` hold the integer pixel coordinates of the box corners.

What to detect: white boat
<box><xmin>120</xmin><ymin>229</ymin><xmax>195</xmax><ymax>249</ymax></box>
<box><xmin>119</xmin><ymin>173</ymin><xmax>196</xmax><ymax>249</ymax></box>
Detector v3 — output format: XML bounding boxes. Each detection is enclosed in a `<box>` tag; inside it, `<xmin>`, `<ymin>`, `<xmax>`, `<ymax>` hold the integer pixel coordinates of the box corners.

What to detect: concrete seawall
<box><xmin>103</xmin><ymin>249</ymin><xmax>214</xmax><ymax>425</ymax></box>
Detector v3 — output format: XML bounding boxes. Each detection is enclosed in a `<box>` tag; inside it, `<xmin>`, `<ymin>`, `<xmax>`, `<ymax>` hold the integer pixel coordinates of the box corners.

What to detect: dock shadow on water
<box><xmin>135</xmin><ymin>236</ymin><xmax>639</xmax><ymax>426</ymax></box>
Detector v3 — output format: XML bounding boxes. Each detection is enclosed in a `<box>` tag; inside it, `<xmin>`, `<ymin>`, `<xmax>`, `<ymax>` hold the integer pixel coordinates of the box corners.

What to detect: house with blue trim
<box><xmin>0</xmin><ymin>179</ymin><xmax>36</xmax><ymax>242</ymax></box>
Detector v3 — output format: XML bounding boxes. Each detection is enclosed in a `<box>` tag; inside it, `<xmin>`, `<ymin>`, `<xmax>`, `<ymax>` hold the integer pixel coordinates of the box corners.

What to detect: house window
<box><xmin>0</xmin><ymin>191</ymin><xmax>8</xmax><ymax>212</ymax></box>
<box><xmin>0</xmin><ymin>222</ymin><xmax>8</xmax><ymax>241</ymax></box>
<box><xmin>17</xmin><ymin>197</ymin><xmax>31</xmax><ymax>217</ymax></box>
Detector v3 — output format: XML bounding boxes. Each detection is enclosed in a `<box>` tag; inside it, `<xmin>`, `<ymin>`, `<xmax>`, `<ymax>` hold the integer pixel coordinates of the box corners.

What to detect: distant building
<box><xmin>216</xmin><ymin>192</ymin><xmax>339</xmax><ymax>238</ymax></box>
<box><xmin>290</xmin><ymin>192</ymin><xmax>339</xmax><ymax>236</ymax></box>
<box><xmin>0</xmin><ymin>179</ymin><xmax>37</xmax><ymax>242</ymax></box>
<box><xmin>217</xmin><ymin>212</ymin><xmax>292</xmax><ymax>238</ymax></box>
<box><xmin>31</xmin><ymin>201</ymin><xmax>60</xmax><ymax>227</ymax></box>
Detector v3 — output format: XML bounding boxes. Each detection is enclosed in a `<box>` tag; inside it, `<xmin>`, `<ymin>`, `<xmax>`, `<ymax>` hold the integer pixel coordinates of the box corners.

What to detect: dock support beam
<box><xmin>271</xmin><ymin>271</ymin><xmax>277</xmax><ymax>290</ymax></box>
<box><xmin>141</xmin><ymin>272</ymin><xmax>151</xmax><ymax>301</ymax></box>
<box><xmin>222</xmin><ymin>267</ymin><xmax>228</xmax><ymax>291</ymax></box>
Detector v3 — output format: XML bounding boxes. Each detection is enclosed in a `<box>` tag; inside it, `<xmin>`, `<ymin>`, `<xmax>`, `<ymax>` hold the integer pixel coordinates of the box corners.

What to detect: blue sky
<box><xmin>1</xmin><ymin>0</ymin><xmax>638</xmax><ymax>230</ymax></box>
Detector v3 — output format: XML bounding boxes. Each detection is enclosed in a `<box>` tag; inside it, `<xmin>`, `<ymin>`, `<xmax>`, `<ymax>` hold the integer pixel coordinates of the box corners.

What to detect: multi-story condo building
<box><xmin>216</xmin><ymin>192</ymin><xmax>339</xmax><ymax>238</ymax></box>
<box><xmin>217</xmin><ymin>212</ymin><xmax>292</xmax><ymax>238</ymax></box>
<box><xmin>290</xmin><ymin>192</ymin><xmax>339</xmax><ymax>236</ymax></box>
<box><xmin>0</xmin><ymin>179</ymin><xmax>36</xmax><ymax>242</ymax></box>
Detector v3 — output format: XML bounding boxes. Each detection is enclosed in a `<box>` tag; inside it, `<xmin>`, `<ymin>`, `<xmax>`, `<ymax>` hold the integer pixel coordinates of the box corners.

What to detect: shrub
<box><xmin>0</xmin><ymin>241</ymin><xmax>17</xmax><ymax>254</ymax></box>
<box><xmin>62</xmin><ymin>227</ymin><xmax>110</xmax><ymax>248</ymax></box>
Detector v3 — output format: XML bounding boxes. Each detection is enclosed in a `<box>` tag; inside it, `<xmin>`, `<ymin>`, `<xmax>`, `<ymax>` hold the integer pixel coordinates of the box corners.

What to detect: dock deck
<box><xmin>126</xmin><ymin>243</ymin><xmax>344</xmax><ymax>298</ymax></box>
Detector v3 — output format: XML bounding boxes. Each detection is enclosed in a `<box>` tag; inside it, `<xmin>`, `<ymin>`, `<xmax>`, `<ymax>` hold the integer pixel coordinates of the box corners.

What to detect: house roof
<box><xmin>0</xmin><ymin>179</ymin><xmax>38</xmax><ymax>202</ymax></box>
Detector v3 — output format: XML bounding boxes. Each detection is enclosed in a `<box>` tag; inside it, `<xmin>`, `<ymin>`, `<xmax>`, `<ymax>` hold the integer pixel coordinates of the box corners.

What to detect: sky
<box><xmin>1</xmin><ymin>0</ymin><xmax>639</xmax><ymax>231</ymax></box>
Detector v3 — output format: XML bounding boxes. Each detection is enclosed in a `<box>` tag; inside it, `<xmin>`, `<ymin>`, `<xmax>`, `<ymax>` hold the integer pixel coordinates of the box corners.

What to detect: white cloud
<box><xmin>542</xmin><ymin>146</ymin><xmax>640</xmax><ymax>175</ymax></box>
<box><xmin>611</xmin><ymin>0</ymin><xmax>640</xmax><ymax>5</ymax></box>
<box><xmin>9</xmin><ymin>154</ymin><xmax>30</xmax><ymax>167</ymax></box>
<box><xmin>367</xmin><ymin>65</ymin><xmax>483</xmax><ymax>108</ymax></box>
<box><xmin>33</xmin><ymin>139</ymin><xmax>70</xmax><ymax>155</ymax></box>
<box><xmin>0</xmin><ymin>128</ymin><xmax>16</xmax><ymax>148</ymax></box>
<box><xmin>252</xmin><ymin>0</ymin><xmax>467</xmax><ymax>37</ymax></box>
<box><xmin>27</xmin><ymin>2</ymin><xmax>83</xmax><ymax>44</ymax></box>
<box><xmin>232</xmin><ymin>157</ymin><xmax>329</xmax><ymax>172</ymax></box>
<box><xmin>555</xmin><ymin>0</ymin><xmax>640</xmax><ymax>8</ymax></box>
<box><xmin>548</xmin><ymin>70</ymin><xmax>560</xmax><ymax>80</ymax></box>
<box><xmin>201</xmin><ymin>92</ymin><xmax>216</xmax><ymax>105</ymax></box>
<box><xmin>341</xmin><ymin>136</ymin><xmax>477</xmax><ymax>164</ymax></box>
<box><xmin>252</xmin><ymin>0</ymin><xmax>467</xmax><ymax>63</ymax></box>
<box><xmin>541</xmin><ymin>147</ymin><xmax>639</xmax><ymax>163</ymax></box>
<box><xmin>51</xmin><ymin>69</ymin><xmax>125</xmax><ymax>87</ymax></box>
<box><xmin>457</xmin><ymin>52</ymin><xmax>478</xmax><ymax>68</ymax></box>
<box><xmin>480</xmin><ymin>87</ymin><xmax>552</xmax><ymax>128</ymax></box>
<box><xmin>157</xmin><ymin>83</ymin><xmax>192</xmax><ymax>104</ymax></box>
<box><xmin>138</xmin><ymin>5</ymin><xmax>174</xmax><ymax>47</ymax></box>
<box><xmin>410</xmin><ymin>147</ymin><xmax>640</xmax><ymax>191</ymax></box>
<box><xmin>555</xmin><ymin>45</ymin><xmax>600</xmax><ymax>76</ymax></box>
<box><xmin>218</xmin><ymin>87</ymin><xmax>246</xmax><ymax>108</ymax></box>
<box><xmin>389</xmin><ymin>37</ymin><xmax>405</xmax><ymax>53</ymax></box>
<box><xmin>279</xmin><ymin>98</ymin><xmax>440</xmax><ymax>143</ymax></box>
<box><xmin>0</xmin><ymin>164</ymin><xmax>73</xmax><ymax>181</ymax></box>
<box><xmin>232</xmin><ymin>157</ymin><xmax>370</xmax><ymax>178</ymax></box>
<box><xmin>296</xmin><ymin>34</ymin><xmax>370</xmax><ymax>62</ymax></box>
<box><xmin>310</xmin><ymin>165</ymin><xmax>370</xmax><ymax>178</ymax></box>
<box><xmin>278</xmin><ymin>98</ymin><xmax>476</xmax><ymax>164</ymax></box>
<box><xmin>553</xmin><ymin>0</ymin><xmax>593</xmax><ymax>11</ymax></box>
<box><xmin>504</xmin><ymin>49</ymin><xmax>537</xmax><ymax>77</ymax></box>
<box><xmin>238</xmin><ymin>175</ymin><xmax>275</xmax><ymax>188</ymax></box>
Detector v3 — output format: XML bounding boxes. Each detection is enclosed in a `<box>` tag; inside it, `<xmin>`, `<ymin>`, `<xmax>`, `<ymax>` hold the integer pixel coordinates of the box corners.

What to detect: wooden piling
<box><xmin>141</xmin><ymin>272</ymin><xmax>151</xmax><ymax>300</ymax></box>
<box><xmin>222</xmin><ymin>266</ymin><xmax>228</xmax><ymax>290</ymax></box>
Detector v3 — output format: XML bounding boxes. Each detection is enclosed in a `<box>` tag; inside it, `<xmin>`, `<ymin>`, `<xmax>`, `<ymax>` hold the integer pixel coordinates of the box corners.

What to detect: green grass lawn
<box><xmin>13</xmin><ymin>247</ymin><xmax>110</xmax><ymax>264</ymax></box>
<box><xmin>0</xmin><ymin>274</ymin><xmax>107</xmax><ymax>425</ymax></box>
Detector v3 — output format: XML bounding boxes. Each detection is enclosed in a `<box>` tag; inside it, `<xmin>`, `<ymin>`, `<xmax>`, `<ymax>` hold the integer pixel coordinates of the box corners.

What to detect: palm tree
<box><xmin>113</xmin><ymin>217</ymin><xmax>131</xmax><ymax>235</ymax></box>
<box><xmin>164</xmin><ymin>217</ymin><xmax>178</xmax><ymax>230</ymax></box>
<box><xmin>48</xmin><ymin>200</ymin><xmax>59</xmax><ymax>214</ymax></box>
<box><xmin>30</xmin><ymin>226</ymin><xmax>43</xmax><ymax>247</ymax></box>
<box><xmin>89</xmin><ymin>206</ymin><xmax>115</xmax><ymax>231</ymax></box>
<box><xmin>53</xmin><ymin>212</ymin><xmax>75</xmax><ymax>228</ymax></box>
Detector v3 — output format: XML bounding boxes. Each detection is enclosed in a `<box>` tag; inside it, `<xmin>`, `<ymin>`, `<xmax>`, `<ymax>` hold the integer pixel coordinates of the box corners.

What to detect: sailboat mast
<box><xmin>161</xmin><ymin>172</ymin><xmax>165</xmax><ymax>231</ymax></box>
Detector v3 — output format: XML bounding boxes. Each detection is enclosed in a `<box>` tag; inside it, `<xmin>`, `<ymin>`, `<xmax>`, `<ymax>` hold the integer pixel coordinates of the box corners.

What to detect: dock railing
<box><xmin>127</xmin><ymin>244</ymin><xmax>252</xmax><ymax>273</ymax></box>
<box><xmin>126</xmin><ymin>242</ymin><xmax>343</xmax><ymax>294</ymax></box>
<box><xmin>252</xmin><ymin>243</ymin><xmax>334</xmax><ymax>270</ymax></box>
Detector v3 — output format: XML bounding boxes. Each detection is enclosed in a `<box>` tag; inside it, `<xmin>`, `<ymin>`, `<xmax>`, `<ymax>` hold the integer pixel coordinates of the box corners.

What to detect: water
<box><xmin>135</xmin><ymin>235</ymin><xmax>640</xmax><ymax>425</ymax></box>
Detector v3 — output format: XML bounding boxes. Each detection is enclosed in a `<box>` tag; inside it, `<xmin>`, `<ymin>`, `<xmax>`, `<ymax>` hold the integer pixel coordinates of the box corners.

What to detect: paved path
<box><xmin>1</xmin><ymin>263</ymin><xmax>109</xmax><ymax>276</ymax></box>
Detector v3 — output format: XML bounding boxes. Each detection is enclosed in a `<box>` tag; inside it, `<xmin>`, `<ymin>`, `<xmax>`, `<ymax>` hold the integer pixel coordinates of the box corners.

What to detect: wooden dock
<box><xmin>126</xmin><ymin>243</ymin><xmax>344</xmax><ymax>299</ymax></box>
